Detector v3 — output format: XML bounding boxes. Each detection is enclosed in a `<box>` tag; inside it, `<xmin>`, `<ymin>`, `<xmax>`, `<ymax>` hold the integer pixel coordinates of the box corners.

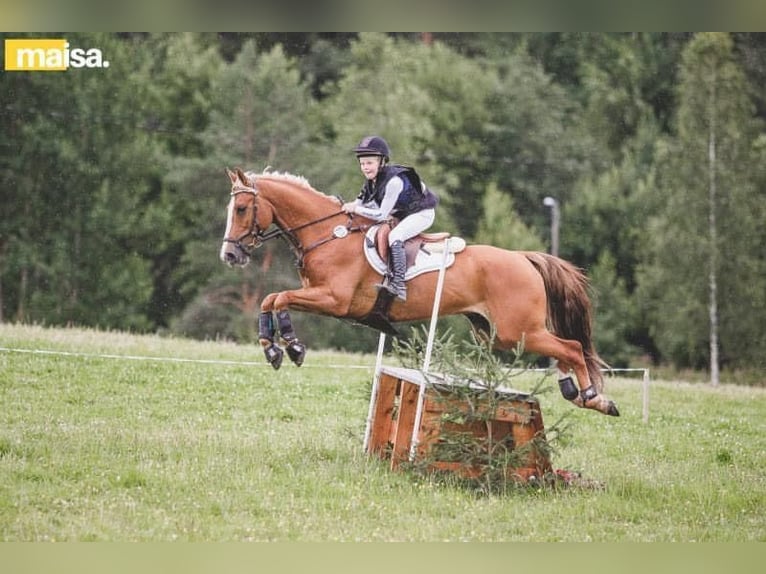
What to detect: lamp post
<box><xmin>543</xmin><ymin>196</ymin><xmax>559</xmax><ymax>258</ymax></box>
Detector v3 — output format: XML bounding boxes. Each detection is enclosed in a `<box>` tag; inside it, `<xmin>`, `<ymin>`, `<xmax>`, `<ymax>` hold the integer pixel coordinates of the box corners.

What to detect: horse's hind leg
<box><xmin>521</xmin><ymin>330</ymin><xmax>619</xmax><ymax>417</ymax></box>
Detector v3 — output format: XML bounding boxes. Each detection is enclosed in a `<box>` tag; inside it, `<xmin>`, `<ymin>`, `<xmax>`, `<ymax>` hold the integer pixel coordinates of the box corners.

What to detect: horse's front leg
<box><xmin>276</xmin><ymin>308</ymin><xmax>307</xmax><ymax>366</ymax></box>
<box><xmin>259</xmin><ymin>287</ymin><xmax>340</xmax><ymax>369</ymax></box>
<box><xmin>258</xmin><ymin>294</ymin><xmax>285</xmax><ymax>369</ymax></box>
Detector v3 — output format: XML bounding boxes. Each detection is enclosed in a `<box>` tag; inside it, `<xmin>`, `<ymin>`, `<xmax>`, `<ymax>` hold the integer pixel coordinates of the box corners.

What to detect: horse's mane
<box><xmin>245</xmin><ymin>168</ymin><xmax>335</xmax><ymax>201</ymax></box>
<box><xmin>246</xmin><ymin>168</ymin><xmax>311</xmax><ymax>188</ymax></box>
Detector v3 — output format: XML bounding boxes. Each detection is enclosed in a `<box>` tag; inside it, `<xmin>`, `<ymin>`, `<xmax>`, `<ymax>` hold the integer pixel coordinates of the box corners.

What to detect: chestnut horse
<box><xmin>220</xmin><ymin>168</ymin><xmax>618</xmax><ymax>416</ymax></box>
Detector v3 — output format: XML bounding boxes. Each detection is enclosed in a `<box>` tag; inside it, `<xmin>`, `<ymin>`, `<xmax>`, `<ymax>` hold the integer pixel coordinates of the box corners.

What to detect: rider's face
<box><xmin>358</xmin><ymin>156</ymin><xmax>382</xmax><ymax>180</ymax></box>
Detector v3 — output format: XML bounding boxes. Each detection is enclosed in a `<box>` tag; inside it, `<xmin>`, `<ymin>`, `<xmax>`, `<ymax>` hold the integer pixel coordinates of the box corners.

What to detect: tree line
<box><xmin>1</xmin><ymin>32</ymin><xmax>764</xmax><ymax>378</ymax></box>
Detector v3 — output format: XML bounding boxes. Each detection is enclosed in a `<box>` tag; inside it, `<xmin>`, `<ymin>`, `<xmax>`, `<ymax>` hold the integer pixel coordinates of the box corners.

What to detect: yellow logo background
<box><xmin>5</xmin><ymin>39</ymin><xmax>68</xmax><ymax>71</ymax></box>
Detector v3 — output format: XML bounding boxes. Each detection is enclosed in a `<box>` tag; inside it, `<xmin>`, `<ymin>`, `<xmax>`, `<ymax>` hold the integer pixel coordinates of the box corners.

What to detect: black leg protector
<box><xmin>285</xmin><ymin>340</ymin><xmax>306</xmax><ymax>366</ymax></box>
<box><xmin>276</xmin><ymin>309</ymin><xmax>306</xmax><ymax>367</ymax></box>
<box><xmin>580</xmin><ymin>385</ymin><xmax>598</xmax><ymax>403</ymax></box>
<box><xmin>259</xmin><ymin>312</ymin><xmax>283</xmax><ymax>370</ymax></box>
<box><xmin>264</xmin><ymin>344</ymin><xmax>284</xmax><ymax>370</ymax></box>
<box><xmin>259</xmin><ymin>312</ymin><xmax>276</xmax><ymax>342</ymax></box>
<box><xmin>558</xmin><ymin>375</ymin><xmax>579</xmax><ymax>401</ymax></box>
<box><xmin>275</xmin><ymin>310</ymin><xmax>296</xmax><ymax>342</ymax></box>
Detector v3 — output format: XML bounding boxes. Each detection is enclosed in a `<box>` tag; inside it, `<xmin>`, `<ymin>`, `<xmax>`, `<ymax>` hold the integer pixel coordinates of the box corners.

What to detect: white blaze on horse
<box><xmin>220</xmin><ymin>167</ymin><xmax>619</xmax><ymax>417</ymax></box>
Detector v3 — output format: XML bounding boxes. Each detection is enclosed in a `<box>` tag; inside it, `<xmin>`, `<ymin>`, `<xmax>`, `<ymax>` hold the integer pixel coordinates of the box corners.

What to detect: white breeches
<box><xmin>388</xmin><ymin>209</ymin><xmax>435</xmax><ymax>245</ymax></box>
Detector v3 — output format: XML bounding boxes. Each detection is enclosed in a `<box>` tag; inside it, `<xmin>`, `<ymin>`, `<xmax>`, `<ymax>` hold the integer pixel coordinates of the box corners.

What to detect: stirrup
<box><xmin>376</xmin><ymin>281</ymin><xmax>406</xmax><ymax>301</ymax></box>
<box><xmin>375</xmin><ymin>278</ymin><xmax>406</xmax><ymax>301</ymax></box>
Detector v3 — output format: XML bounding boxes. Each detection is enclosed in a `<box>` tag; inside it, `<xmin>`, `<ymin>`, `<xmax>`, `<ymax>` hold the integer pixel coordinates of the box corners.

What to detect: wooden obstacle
<box><xmin>362</xmin><ymin>240</ymin><xmax>551</xmax><ymax>482</ymax></box>
<box><xmin>365</xmin><ymin>366</ymin><xmax>551</xmax><ymax>482</ymax></box>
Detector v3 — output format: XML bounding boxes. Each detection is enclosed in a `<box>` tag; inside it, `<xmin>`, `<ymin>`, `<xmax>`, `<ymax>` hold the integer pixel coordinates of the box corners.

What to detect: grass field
<box><xmin>1</xmin><ymin>323</ymin><xmax>764</xmax><ymax>541</ymax></box>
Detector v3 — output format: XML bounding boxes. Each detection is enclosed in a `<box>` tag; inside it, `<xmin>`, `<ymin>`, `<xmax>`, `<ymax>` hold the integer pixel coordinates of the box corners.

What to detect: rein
<box><xmin>224</xmin><ymin>187</ymin><xmax>366</xmax><ymax>266</ymax></box>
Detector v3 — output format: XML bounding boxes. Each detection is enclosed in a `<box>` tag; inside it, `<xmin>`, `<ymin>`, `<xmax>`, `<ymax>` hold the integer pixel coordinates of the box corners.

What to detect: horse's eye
<box><xmin>236</xmin><ymin>206</ymin><xmax>247</xmax><ymax>216</ymax></box>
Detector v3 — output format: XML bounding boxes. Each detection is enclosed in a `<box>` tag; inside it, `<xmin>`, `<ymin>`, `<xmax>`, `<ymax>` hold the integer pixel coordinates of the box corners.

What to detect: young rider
<box><xmin>342</xmin><ymin>136</ymin><xmax>438</xmax><ymax>301</ymax></box>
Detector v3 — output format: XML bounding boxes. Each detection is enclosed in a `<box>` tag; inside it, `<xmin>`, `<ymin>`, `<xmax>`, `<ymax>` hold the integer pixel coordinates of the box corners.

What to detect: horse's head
<box><xmin>219</xmin><ymin>167</ymin><xmax>275</xmax><ymax>266</ymax></box>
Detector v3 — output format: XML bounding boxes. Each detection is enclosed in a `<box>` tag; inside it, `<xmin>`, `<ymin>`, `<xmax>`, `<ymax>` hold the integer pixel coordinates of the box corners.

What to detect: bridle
<box><xmin>222</xmin><ymin>184</ymin><xmax>366</xmax><ymax>266</ymax></box>
<box><xmin>221</xmin><ymin>185</ymin><xmax>269</xmax><ymax>253</ymax></box>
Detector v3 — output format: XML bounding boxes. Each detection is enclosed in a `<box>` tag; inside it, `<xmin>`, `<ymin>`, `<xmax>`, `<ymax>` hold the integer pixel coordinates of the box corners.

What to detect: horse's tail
<box><xmin>523</xmin><ymin>252</ymin><xmax>609</xmax><ymax>389</ymax></box>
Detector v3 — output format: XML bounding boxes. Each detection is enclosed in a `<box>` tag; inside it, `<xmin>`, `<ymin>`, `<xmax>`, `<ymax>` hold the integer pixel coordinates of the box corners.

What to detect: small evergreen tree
<box><xmin>393</xmin><ymin>327</ymin><xmax>572</xmax><ymax>495</ymax></box>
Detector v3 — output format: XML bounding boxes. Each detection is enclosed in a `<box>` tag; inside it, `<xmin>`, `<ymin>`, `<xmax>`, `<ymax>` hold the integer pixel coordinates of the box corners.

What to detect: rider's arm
<box><xmin>342</xmin><ymin>198</ymin><xmax>362</xmax><ymax>213</ymax></box>
<box><xmin>353</xmin><ymin>176</ymin><xmax>403</xmax><ymax>221</ymax></box>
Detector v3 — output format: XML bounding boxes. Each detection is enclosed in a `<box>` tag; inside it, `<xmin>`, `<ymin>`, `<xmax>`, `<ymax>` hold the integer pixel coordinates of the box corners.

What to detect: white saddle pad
<box><xmin>362</xmin><ymin>225</ymin><xmax>466</xmax><ymax>281</ymax></box>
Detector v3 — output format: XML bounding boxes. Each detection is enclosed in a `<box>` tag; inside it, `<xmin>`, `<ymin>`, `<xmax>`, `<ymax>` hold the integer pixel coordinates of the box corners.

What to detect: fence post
<box><xmin>409</xmin><ymin>239</ymin><xmax>452</xmax><ymax>461</ymax></box>
<box><xmin>642</xmin><ymin>368</ymin><xmax>650</xmax><ymax>424</ymax></box>
<box><xmin>363</xmin><ymin>331</ymin><xmax>388</xmax><ymax>453</ymax></box>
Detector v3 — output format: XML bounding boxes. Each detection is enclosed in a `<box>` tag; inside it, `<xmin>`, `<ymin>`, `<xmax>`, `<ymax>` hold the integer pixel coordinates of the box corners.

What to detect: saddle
<box><xmin>373</xmin><ymin>224</ymin><xmax>450</xmax><ymax>266</ymax></box>
<box><xmin>363</xmin><ymin>223</ymin><xmax>466</xmax><ymax>281</ymax></box>
<box><xmin>357</xmin><ymin>223</ymin><xmax>466</xmax><ymax>336</ymax></box>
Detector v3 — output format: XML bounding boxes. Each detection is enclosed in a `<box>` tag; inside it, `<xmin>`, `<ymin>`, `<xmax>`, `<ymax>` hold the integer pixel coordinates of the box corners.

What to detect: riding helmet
<box><xmin>353</xmin><ymin>136</ymin><xmax>390</xmax><ymax>161</ymax></box>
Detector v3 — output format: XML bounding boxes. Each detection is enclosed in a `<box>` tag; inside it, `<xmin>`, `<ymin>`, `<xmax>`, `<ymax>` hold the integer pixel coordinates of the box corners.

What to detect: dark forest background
<box><xmin>2</xmin><ymin>33</ymin><xmax>765</xmax><ymax>378</ymax></box>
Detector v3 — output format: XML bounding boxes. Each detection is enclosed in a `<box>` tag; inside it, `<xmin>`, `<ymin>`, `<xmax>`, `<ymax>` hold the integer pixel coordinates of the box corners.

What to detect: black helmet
<box><xmin>353</xmin><ymin>135</ymin><xmax>390</xmax><ymax>161</ymax></box>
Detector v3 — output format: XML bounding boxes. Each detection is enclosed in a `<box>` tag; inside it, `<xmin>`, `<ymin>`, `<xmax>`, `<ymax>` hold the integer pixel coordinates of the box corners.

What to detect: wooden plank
<box><xmin>423</xmin><ymin>394</ymin><xmax>533</xmax><ymax>425</ymax></box>
<box><xmin>390</xmin><ymin>380</ymin><xmax>421</xmax><ymax>469</ymax></box>
<box><xmin>414</xmin><ymin>410</ymin><xmax>443</xmax><ymax>458</ymax></box>
<box><xmin>367</xmin><ymin>373</ymin><xmax>399</xmax><ymax>456</ymax></box>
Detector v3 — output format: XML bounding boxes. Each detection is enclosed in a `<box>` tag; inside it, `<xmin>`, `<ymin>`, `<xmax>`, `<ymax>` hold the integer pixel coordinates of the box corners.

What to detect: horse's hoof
<box><xmin>264</xmin><ymin>344</ymin><xmax>284</xmax><ymax>370</ymax></box>
<box><xmin>286</xmin><ymin>340</ymin><xmax>306</xmax><ymax>367</ymax></box>
<box><xmin>582</xmin><ymin>394</ymin><xmax>620</xmax><ymax>417</ymax></box>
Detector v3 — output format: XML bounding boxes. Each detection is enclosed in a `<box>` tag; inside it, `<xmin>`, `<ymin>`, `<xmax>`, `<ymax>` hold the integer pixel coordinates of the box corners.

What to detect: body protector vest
<box><xmin>357</xmin><ymin>165</ymin><xmax>438</xmax><ymax>219</ymax></box>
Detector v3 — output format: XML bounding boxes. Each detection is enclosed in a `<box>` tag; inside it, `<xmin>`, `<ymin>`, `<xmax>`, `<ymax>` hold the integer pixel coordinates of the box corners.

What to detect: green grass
<box><xmin>1</xmin><ymin>323</ymin><xmax>765</xmax><ymax>541</ymax></box>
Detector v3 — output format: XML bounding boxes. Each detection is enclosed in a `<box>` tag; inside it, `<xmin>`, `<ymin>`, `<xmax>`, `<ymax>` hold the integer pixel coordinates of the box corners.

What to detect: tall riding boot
<box><xmin>387</xmin><ymin>240</ymin><xmax>407</xmax><ymax>301</ymax></box>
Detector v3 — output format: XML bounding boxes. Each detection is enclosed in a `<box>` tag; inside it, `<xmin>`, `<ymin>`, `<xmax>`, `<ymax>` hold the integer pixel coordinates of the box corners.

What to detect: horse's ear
<box><xmin>226</xmin><ymin>167</ymin><xmax>238</xmax><ymax>184</ymax></box>
<box><xmin>236</xmin><ymin>168</ymin><xmax>250</xmax><ymax>186</ymax></box>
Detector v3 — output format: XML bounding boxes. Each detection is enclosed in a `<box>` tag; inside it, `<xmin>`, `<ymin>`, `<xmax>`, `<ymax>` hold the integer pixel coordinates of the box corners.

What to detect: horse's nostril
<box><xmin>225</xmin><ymin>251</ymin><xmax>237</xmax><ymax>263</ymax></box>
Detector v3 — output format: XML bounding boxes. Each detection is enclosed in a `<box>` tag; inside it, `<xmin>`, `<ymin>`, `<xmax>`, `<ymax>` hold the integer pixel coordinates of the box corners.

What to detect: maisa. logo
<box><xmin>4</xmin><ymin>39</ymin><xmax>110</xmax><ymax>71</ymax></box>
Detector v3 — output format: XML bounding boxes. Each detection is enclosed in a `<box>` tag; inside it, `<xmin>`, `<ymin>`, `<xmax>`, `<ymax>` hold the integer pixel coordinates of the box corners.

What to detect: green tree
<box><xmin>481</xmin><ymin>48</ymin><xmax>598</xmax><ymax>234</ymax></box>
<box><xmin>167</xmin><ymin>40</ymin><xmax>326</xmax><ymax>343</ymax></box>
<box><xmin>589</xmin><ymin>252</ymin><xmax>641</xmax><ymax>367</ymax></box>
<box><xmin>318</xmin><ymin>34</ymin><xmax>439</xmax><ymax>195</ymax></box>
<box><xmin>563</xmin><ymin>119</ymin><xmax>661</xmax><ymax>289</ymax></box>
<box><xmin>1</xmin><ymin>33</ymin><xmax>161</xmax><ymax>330</ymax></box>
<box><xmin>637</xmin><ymin>33</ymin><xmax>765</xmax><ymax>373</ymax></box>
<box><xmin>474</xmin><ymin>183</ymin><xmax>544</xmax><ymax>251</ymax></box>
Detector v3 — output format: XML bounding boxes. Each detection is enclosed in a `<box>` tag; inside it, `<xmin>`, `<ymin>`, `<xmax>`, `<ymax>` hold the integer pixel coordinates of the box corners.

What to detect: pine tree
<box><xmin>638</xmin><ymin>33</ymin><xmax>765</xmax><ymax>376</ymax></box>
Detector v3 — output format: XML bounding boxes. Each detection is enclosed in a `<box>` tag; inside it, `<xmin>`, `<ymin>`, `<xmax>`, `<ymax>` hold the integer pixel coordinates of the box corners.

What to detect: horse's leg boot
<box><xmin>557</xmin><ymin>375</ymin><xmax>579</xmax><ymax>400</ymax></box>
<box><xmin>275</xmin><ymin>309</ymin><xmax>296</xmax><ymax>342</ymax></box>
<box><xmin>285</xmin><ymin>340</ymin><xmax>306</xmax><ymax>366</ymax></box>
<box><xmin>259</xmin><ymin>311</ymin><xmax>284</xmax><ymax>370</ymax></box>
<box><xmin>264</xmin><ymin>344</ymin><xmax>284</xmax><ymax>370</ymax></box>
<box><xmin>259</xmin><ymin>311</ymin><xmax>276</xmax><ymax>344</ymax></box>
<box><xmin>275</xmin><ymin>309</ymin><xmax>306</xmax><ymax>366</ymax></box>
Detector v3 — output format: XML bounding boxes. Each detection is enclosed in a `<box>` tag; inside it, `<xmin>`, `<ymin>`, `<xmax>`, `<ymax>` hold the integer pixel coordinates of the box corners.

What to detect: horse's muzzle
<box><xmin>220</xmin><ymin>242</ymin><xmax>250</xmax><ymax>267</ymax></box>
